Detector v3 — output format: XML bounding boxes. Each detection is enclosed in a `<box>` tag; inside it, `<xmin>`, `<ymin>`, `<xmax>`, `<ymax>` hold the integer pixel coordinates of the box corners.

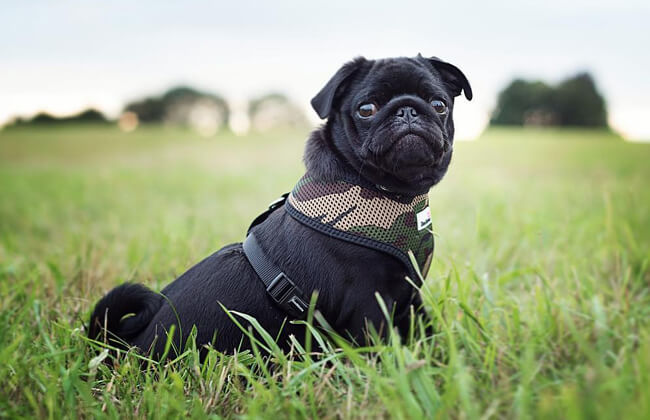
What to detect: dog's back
<box><xmin>88</xmin><ymin>240</ymin><xmax>305</xmax><ymax>358</ymax></box>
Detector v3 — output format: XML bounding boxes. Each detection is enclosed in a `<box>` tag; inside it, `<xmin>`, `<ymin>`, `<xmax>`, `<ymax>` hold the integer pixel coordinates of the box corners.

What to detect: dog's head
<box><xmin>311</xmin><ymin>55</ymin><xmax>472</xmax><ymax>195</ymax></box>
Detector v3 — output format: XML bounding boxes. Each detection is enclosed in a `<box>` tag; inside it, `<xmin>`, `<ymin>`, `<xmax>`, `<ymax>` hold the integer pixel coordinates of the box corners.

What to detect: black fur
<box><xmin>88</xmin><ymin>55</ymin><xmax>472</xmax><ymax>358</ymax></box>
<box><xmin>88</xmin><ymin>283</ymin><xmax>163</xmax><ymax>348</ymax></box>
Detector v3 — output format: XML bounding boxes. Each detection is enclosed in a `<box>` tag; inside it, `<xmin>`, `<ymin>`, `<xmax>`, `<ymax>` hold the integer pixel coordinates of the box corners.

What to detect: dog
<box><xmin>88</xmin><ymin>54</ymin><xmax>472</xmax><ymax>358</ymax></box>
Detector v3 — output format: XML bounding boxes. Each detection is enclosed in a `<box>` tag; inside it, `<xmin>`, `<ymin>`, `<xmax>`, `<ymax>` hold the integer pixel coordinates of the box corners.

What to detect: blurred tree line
<box><xmin>6</xmin><ymin>87</ymin><xmax>308</xmax><ymax>134</ymax></box>
<box><xmin>491</xmin><ymin>72</ymin><xmax>608</xmax><ymax>127</ymax></box>
<box><xmin>9</xmin><ymin>109</ymin><xmax>110</xmax><ymax>126</ymax></box>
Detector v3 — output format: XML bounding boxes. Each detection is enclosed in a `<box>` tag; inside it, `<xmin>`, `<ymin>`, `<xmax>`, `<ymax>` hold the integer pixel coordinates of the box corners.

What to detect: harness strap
<box><xmin>243</xmin><ymin>233</ymin><xmax>310</xmax><ymax>319</ymax></box>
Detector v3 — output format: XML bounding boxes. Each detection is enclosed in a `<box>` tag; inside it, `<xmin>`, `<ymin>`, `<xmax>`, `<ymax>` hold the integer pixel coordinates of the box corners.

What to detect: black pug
<box><xmin>88</xmin><ymin>54</ymin><xmax>472</xmax><ymax>358</ymax></box>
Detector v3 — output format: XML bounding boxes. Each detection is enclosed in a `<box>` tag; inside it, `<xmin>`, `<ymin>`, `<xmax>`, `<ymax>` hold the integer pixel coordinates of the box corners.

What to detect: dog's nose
<box><xmin>396</xmin><ymin>106</ymin><xmax>418</xmax><ymax>122</ymax></box>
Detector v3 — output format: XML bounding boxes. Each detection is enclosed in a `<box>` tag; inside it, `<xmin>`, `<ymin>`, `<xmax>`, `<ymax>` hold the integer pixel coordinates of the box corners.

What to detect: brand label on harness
<box><xmin>416</xmin><ymin>207</ymin><xmax>432</xmax><ymax>231</ymax></box>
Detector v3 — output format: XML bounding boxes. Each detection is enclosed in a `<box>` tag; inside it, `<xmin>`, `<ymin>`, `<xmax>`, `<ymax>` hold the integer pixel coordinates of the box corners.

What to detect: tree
<box><xmin>553</xmin><ymin>73</ymin><xmax>607</xmax><ymax>127</ymax></box>
<box><xmin>248</xmin><ymin>93</ymin><xmax>308</xmax><ymax>131</ymax></box>
<box><xmin>29</xmin><ymin>113</ymin><xmax>60</xmax><ymax>124</ymax></box>
<box><xmin>123</xmin><ymin>86</ymin><xmax>230</xmax><ymax>132</ymax></box>
<box><xmin>9</xmin><ymin>108</ymin><xmax>108</xmax><ymax>126</ymax></box>
<box><xmin>124</xmin><ymin>98</ymin><xmax>165</xmax><ymax>123</ymax></box>
<box><xmin>490</xmin><ymin>72</ymin><xmax>608</xmax><ymax>127</ymax></box>
<box><xmin>69</xmin><ymin>109</ymin><xmax>108</xmax><ymax>123</ymax></box>
<box><xmin>491</xmin><ymin>80</ymin><xmax>556</xmax><ymax>126</ymax></box>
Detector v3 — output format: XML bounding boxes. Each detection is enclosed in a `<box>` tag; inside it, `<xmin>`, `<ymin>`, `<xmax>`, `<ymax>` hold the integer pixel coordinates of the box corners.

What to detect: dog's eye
<box><xmin>430</xmin><ymin>99</ymin><xmax>447</xmax><ymax>115</ymax></box>
<box><xmin>357</xmin><ymin>103</ymin><xmax>377</xmax><ymax>118</ymax></box>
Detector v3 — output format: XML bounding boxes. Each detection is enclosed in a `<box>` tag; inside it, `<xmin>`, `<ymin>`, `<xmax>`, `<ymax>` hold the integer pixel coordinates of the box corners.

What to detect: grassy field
<box><xmin>0</xmin><ymin>124</ymin><xmax>649</xmax><ymax>419</ymax></box>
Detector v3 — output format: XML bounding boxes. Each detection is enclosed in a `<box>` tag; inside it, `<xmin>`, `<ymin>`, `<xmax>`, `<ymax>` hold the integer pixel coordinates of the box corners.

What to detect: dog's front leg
<box><xmin>394</xmin><ymin>293</ymin><xmax>434</xmax><ymax>340</ymax></box>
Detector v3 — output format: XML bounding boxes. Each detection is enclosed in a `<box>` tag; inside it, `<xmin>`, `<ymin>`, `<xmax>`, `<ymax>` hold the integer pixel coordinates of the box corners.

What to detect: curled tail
<box><xmin>88</xmin><ymin>283</ymin><xmax>163</xmax><ymax>348</ymax></box>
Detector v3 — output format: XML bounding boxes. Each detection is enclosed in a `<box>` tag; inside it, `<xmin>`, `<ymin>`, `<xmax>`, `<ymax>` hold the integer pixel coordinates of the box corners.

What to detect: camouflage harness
<box><xmin>286</xmin><ymin>175</ymin><xmax>434</xmax><ymax>280</ymax></box>
<box><xmin>243</xmin><ymin>174</ymin><xmax>434</xmax><ymax>318</ymax></box>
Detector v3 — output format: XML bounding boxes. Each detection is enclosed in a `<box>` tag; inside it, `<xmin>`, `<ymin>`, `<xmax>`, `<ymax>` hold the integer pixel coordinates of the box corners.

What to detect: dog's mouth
<box><xmin>378</xmin><ymin>131</ymin><xmax>442</xmax><ymax>168</ymax></box>
<box><xmin>392</xmin><ymin>133</ymin><xmax>434</xmax><ymax>158</ymax></box>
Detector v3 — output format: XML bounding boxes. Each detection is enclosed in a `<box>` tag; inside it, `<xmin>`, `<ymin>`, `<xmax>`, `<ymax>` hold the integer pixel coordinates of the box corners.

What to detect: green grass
<box><xmin>0</xmin><ymin>124</ymin><xmax>649</xmax><ymax>419</ymax></box>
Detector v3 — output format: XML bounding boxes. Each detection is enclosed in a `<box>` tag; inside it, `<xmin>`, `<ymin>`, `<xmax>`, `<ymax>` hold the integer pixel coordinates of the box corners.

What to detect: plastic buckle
<box><xmin>266</xmin><ymin>273</ymin><xmax>308</xmax><ymax>318</ymax></box>
<box><xmin>247</xmin><ymin>193</ymin><xmax>289</xmax><ymax>235</ymax></box>
<box><xmin>268</xmin><ymin>193</ymin><xmax>289</xmax><ymax>211</ymax></box>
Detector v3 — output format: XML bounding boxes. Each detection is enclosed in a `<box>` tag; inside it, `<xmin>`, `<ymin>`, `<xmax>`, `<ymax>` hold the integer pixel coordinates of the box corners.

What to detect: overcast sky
<box><xmin>1</xmin><ymin>1</ymin><xmax>649</xmax><ymax>139</ymax></box>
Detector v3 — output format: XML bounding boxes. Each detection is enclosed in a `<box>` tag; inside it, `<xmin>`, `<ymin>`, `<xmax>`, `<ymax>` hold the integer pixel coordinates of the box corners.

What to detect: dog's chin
<box><xmin>383</xmin><ymin>134</ymin><xmax>438</xmax><ymax>173</ymax></box>
<box><xmin>361</xmin><ymin>133</ymin><xmax>446</xmax><ymax>193</ymax></box>
<box><xmin>389</xmin><ymin>133</ymin><xmax>436</xmax><ymax>164</ymax></box>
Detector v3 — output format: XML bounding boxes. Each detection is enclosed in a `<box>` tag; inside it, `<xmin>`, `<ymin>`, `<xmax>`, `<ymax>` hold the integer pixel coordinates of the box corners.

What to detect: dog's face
<box><xmin>311</xmin><ymin>55</ymin><xmax>472</xmax><ymax>195</ymax></box>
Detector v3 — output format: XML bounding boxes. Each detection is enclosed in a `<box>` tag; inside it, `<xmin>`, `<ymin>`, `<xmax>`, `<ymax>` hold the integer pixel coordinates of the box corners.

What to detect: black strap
<box><xmin>242</xmin><ymin>233</ymin><xmax>309</xmax><ymax>318</ymax></box>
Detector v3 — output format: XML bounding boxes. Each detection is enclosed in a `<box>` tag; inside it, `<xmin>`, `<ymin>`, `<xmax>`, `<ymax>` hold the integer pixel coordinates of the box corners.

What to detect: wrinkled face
<box><xmin>314</xmin><ymin>56</ymin><xmax>471</xmax><ymax>195</ymax></box>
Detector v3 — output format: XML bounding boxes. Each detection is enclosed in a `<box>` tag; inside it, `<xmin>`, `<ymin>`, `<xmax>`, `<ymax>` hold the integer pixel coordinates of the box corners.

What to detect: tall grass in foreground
<box><xmin>0</xmin><ymin>126</ymin><xmax>648</xmax><ymax>418</ymax></box>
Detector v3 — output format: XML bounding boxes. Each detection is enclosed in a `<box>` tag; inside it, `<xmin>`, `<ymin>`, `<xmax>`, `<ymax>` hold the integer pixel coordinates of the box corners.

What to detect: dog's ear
<box><xmin>311</xmin><ymin>57</ymin><xmax>367</xmax><ymax>119</ymax></box>
<box><xmin>419</xmin><ymin>54</ymin><xmax>473</xmax><ymax>101</ymax></box>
